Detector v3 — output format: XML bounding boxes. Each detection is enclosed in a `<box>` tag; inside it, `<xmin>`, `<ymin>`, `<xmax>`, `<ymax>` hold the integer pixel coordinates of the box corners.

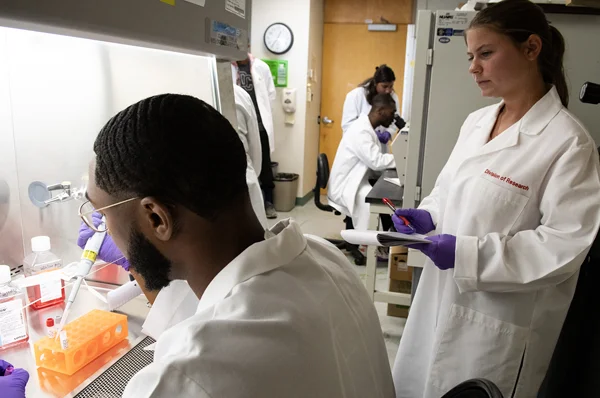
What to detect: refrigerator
<box><xmin>400</xmin><ymin>9</ymin><xmax>600</xmax><ymax>211</ymax></box>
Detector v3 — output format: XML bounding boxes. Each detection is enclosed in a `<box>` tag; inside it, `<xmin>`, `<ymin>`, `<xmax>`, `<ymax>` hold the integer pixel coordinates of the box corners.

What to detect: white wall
<box><xmin>416</xmin><ymin>0</ymin><xmax>462</xmax><ymax>10</ymax></box>
<box><xmin>251</xmin><ymin>0</ymin><xmax>323</xmax><ymax>198</ymax></box>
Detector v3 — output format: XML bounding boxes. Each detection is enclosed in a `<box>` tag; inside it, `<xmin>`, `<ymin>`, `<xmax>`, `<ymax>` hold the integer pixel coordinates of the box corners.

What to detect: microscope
<box><xmin>580</xmin><ymin>81</ymin><xmax>600</xmax><ymax>105</ymax></box>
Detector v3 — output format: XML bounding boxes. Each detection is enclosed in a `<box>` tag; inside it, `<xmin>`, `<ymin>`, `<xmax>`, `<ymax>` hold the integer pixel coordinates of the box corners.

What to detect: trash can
<box><xmin>271</xmin><ymin>162</ymin><xmax>279</xmax><ymax>177</ymax></box>
<box><xmin>273</xmin><ymin>173</ymin><xmax>299</xmax><ymax>212</ymax></box>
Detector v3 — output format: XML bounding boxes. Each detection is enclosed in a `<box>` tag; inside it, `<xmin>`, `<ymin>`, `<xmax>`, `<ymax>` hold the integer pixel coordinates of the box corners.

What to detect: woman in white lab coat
<box><xmin>391</xmin><ymin>1</ymin><xmax>600</xmax><ymax>397</ymax></box>
<box><xmin>341</xmin><ymin>64</ymin><xmax>401</xmax><ymax>134</ymax></box>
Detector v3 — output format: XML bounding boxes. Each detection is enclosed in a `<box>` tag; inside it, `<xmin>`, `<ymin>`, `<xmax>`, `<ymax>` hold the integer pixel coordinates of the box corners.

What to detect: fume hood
<box><xmin>0</xmin><ymin>0</ymin><xmax>250</xmax><ymax>282</ymax></box>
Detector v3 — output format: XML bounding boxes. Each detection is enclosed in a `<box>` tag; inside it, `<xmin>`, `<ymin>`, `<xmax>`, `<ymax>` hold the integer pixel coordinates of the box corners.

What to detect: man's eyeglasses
<box><xmin>78</xmin><ymin>198</ymin><xmax>138</xmax><ymax>233</ymax></box>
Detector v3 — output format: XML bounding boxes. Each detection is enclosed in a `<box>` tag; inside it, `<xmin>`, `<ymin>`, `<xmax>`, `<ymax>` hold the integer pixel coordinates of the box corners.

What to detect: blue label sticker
<box><xmin>439</xmin><ymin>37</ymin><xmax>451</xmax><ymax>44</ymax></box>
<box><xmin>437</xmin><ymin>28</ymin><xmax>454</xmax><ymax>37</ymax></box>
<box><xmin>210</xmin><ymin>20</ymin><xmax>246</xmax><ymax>50</ymax></box>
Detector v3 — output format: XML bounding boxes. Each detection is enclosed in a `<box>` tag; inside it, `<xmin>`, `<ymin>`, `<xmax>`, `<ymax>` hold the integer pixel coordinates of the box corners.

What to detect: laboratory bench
<box><xmin>364</xmin><ymin>169</ymin><xmax>424</xmax><ymax>306</ymax></box>
<box><xmin>1</xmin><ymin>281</ymin><xmax>152</xmax><ymax>397</ymax></box>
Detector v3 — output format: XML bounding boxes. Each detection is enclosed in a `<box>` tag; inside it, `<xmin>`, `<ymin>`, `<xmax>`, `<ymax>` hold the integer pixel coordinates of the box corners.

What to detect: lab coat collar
<box><xmin>471</xmin><ymin>86</ymin><xmax>563</xmax><ymax>157</ymax></box>
<box><xmin>357</xmin><ymin>114</ymin><xmax>377</xmax><ymax>138</ymax></box>
<box><xmin>195</xmin><ymin>219</ymin><xmax>307</xmax><ymax>314</ymax></box>
<box><xmin>518</xmin><ymin>86</ymin><xmax>563</xmax><ymax>136</ymax></box>
<box><xmin>472</xmin><ymin>102</ymin><xmax>520</xmax><ymax>157</ymax></box>
<box><xmin>475</xmin><ymin>101</ymin><xmax>504</xmax><ymax>130</ymax></box>
<box><xmin>474</xmin><ymin>86</ymin><xmax>562</xmax><ymax>135</ymax></box>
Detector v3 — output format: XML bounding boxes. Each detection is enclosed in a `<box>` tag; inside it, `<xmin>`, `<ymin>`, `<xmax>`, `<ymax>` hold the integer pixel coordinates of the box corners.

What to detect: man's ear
<box><xmin>140</xmin><ymin>197</ymin><xmax>174</xmax><ymax>242</ymax></box>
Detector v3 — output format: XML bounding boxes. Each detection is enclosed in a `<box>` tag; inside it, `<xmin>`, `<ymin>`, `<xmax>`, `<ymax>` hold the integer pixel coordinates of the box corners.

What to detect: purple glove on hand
<box><xmin>0</xmin><ymin>360</ymin><xmax>29</xmax><ymax>398</ymax></box>
<box><xmin>392</xmin><ymin>209</ymin><xmax>436</xmax><ymax>235</ymax></box>
<box><xmin>409</xmin><ymin>234</ymin><xmax>456</xmax><ymax>270</ymax></box>
<box><xmin>376</xmin><ymin>130</ymin><xmax>392</xmax><ymax>144</ymax></box>
<box><xmin>77</xmin><ymin>212</ymin><xmax>130</xmax><ymax>271</ymax></box>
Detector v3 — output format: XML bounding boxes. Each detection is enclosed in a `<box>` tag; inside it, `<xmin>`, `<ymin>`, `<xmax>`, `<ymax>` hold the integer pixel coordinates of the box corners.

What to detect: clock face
<box><xmin>264</xmin><ymin>23</ymin><xmax>294</xmax><ymax>55</ymax></box>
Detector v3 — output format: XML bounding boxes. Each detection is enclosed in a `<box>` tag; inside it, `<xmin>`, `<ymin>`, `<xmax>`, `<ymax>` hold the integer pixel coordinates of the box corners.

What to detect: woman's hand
<box><xmin>392</xmin><ymin>209</ymin><xmax>435</xmax><ymax>235</ymax></box>
<box><xmin>409</xmin><ymin>234</ymin><xmax>456</xmax><ymax>270</ymax></box>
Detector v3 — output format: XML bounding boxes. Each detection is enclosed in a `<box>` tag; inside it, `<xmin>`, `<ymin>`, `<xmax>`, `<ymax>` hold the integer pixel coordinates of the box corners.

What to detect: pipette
<box><xmin>56</xmin><ymin>220</ymin><xmax>107</xmax><ymax>336</ymax></box>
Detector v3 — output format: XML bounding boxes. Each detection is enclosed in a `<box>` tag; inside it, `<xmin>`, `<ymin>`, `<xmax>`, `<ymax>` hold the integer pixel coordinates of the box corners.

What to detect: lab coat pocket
<box><xmin>429</xmin><ymin>304</ymin><xmax>528</xmax><ymax>398</ymax></box>
<box><xmin>469</xmin><ymin>177</ymin><xmax>529</xmax><ymax>235</ymax></box>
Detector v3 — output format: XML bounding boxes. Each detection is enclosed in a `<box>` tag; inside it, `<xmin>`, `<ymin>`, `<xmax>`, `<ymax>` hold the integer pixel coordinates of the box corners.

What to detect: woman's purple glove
<box><xmin>77</xmin><ymin>212</ymin><xmax>130</xmax><ymax>271</ymax></box>
<box><xmin>376</xmin><ymin>130</ymin><xmax>392</xmax><ymax>144</ymax></box>
<box><xmin>0</xmin><ymin>360</ymin><xmax>29</xmax><ymax>398</ymax></box>
<box><xmin>392</xmin><ymin>209</ymin><xmax>436</xmax><ymax>235</ymax></box>
<box><xmin>409</xmin><ymin>234</ymin><xmax>456</xmax><ymax>270</ymax></box>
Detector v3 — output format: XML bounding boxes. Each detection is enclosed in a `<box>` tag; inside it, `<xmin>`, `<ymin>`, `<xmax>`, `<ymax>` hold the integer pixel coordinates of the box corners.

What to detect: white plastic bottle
<box><xmin>0</xmin><ymin>265</ymin><xmax>29</xmax><ymax>350</ymax></box>
<box><xmin>23</xmin><ymin>236</ymin><xmax>65</xmax><ymax>310</ymax></box>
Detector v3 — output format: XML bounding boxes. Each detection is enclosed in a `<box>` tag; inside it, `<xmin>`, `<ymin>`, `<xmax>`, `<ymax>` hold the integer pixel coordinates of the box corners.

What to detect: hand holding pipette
<box><xmin>56</xmin><ymin>219</ymin><xmax>107</xmax><ymax>337</ymax></box>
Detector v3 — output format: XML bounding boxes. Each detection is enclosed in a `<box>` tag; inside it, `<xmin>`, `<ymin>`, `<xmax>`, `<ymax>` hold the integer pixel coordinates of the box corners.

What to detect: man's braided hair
<box><xmin>94</xmin><ymin>94</ymin><xmax>248</xmax><ymax>221</ymax></box>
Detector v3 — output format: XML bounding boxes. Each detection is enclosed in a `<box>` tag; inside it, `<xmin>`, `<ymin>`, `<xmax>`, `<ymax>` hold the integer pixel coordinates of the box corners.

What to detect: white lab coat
<box><xmin>141</xmin><ymin>280</ymin><xmax>199</xmax><ymax>341</ymax></box>
<box><xmin>328</xmin><ymin>115</ymin><xmax>395</xmax><ymax>230</ymax></box>
<box><xmin>234</xmin><ymin>85</ymin><xmax>268</xmax><ymax>229</ymax></box>
<box><xmin>232</xmin><ymin>56</ymin><xmax>276</xmax><ymax>153</ymax></box>
<box><xmin>341</xmin><ymin>86</ymin><xmax>401</xmax><ymax>134</ymax></box>
<box><xmin>393</xmin><ymin>87</ymin><xmax>600</xmax><ymax>398</ymax></box>
<box><xmin>124</xmin><ymin>219</ymin><xmax>395</xmax><ymax>398</ymax></box>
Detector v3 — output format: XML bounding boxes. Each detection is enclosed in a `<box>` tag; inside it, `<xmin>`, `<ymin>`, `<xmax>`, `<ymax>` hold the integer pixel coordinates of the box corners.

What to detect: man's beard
<box><xmin>127</xmin><ymin>227</ymin><xmax>172</xmax><ymax>291</ymax></box>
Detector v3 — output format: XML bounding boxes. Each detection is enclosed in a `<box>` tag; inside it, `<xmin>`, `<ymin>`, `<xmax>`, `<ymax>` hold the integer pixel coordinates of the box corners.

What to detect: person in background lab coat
<box><xmin>328</xmin><ymin>93</ymin><xmax>397</xmax><ymax>231</ymax></box>
<box><xmin>77</xmin><ymin>94</ymin><xmax>393</xmax><ymax>398</ymax></box>
<box><xmin>392</xmin><ymin>1</ymin><xmax>600</xmax><ymax>397</ymax></box>
<box><xmin>232</xmin><ymin>54</ymin><xmax>278</xmax><ymax>219</ymax></box>
<box><xmin>341</xmin><ymin>64</ymin><xmax>401</xmax><ymax>136</ymax></box>
<box><xmin>234</xmin><ymin>84</ymin><xmax>268</xmax><ymax>229</ymax></box>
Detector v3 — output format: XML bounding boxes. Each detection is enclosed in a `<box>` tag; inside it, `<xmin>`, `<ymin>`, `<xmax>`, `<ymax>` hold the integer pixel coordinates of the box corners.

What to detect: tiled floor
<box><xmin>268</xmin><ymin>197</ymin><xmax>405</xmax><ymax>368</ymax></box>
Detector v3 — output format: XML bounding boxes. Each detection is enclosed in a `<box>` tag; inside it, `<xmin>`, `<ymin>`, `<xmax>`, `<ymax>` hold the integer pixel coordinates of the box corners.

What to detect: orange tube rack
<box><xmin>34</xmin><ymin>309</ymin><xmax>128</xmax><ymax>375</ymax></box>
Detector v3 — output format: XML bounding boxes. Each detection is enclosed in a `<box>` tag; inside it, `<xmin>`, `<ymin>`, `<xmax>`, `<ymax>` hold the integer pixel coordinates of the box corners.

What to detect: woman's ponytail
<box><xmin>545</xmin><ymin>25</ymin><xmax>569</xmax><ymax>107</ymax></box>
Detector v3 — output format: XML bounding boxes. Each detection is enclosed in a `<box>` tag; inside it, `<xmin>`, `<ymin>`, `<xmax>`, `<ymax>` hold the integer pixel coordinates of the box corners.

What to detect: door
<box><xmin>319</xmin><ymin>24</ymin><xmax>407</xmax><ymax>184</ymax></box>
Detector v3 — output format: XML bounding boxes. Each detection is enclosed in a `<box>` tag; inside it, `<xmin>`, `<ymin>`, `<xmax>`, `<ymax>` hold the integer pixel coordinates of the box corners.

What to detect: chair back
<box><xmin>317</xmin><ymin>153</ymin><xmax>330</xmax><ymax>189</ymax></box>
<box><xmin>441</xmin><ymin>379</ymin><xmax>504</xmax><ymax>398</ymax></box>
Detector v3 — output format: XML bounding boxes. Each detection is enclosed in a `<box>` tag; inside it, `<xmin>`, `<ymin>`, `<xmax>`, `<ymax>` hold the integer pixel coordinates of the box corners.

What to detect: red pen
<box><xmin>382</xmin><ymin>198</ymin><xmax>416</xmax><ymax>233</ymax></box>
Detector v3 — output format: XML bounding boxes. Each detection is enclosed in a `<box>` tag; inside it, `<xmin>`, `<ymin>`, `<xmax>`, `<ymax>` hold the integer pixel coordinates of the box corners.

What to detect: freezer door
<box><xmin>420</xmin><ymin>11</ymin><xmax>495</xmax><ymax>198</ymax></box>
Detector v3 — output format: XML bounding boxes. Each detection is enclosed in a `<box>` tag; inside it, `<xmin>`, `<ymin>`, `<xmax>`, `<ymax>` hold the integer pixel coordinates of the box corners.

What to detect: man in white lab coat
<box><xmin>232</xmin><ymin>54</ymin><xmax>278</xmax><ymax>219</ymax></box>
<box><xmin>234</xmin><ymin>84</ymin><xmax>268</xmax><ymax>229</ymax></box>
<box><xmin>85</xmin><ymin>94</ymin><xmax>394</xmax><ymax>398</ymax></box>
<box><xmin>328</xmin><ymin>93</ymin><xmax>397</xmax><ymax>231</ymax></box>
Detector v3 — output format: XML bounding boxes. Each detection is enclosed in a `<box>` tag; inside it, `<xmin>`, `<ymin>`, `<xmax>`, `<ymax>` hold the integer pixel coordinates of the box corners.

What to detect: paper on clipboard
<box><xmin>341</xmin><ymin>230</ymin><xmax>431</xmax><ymax>247</ymax></box>
<box><xmin>384</xmin><ymin>177</ymin><xmax>402</xmax><ymax>187</ymax></box>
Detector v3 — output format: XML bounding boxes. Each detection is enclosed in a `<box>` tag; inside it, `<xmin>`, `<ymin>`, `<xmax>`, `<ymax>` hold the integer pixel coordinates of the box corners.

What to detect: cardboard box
<box><xmin>390</xmin><ymin>246</ymin><xmax>408</xmax><ymax>255</ymax></box>
<box><xmin>389</xmin><ymin>255</ymin><xmax>412</xmax><ymax>282</ymax></box>
<box><xmin>387</xmin><ymin>304</ymin><xmax>410</xmax><ymax>318</ymax></box>
<box><xmin>389</xmin><ymin>279</ymin><xmax>412</xmax><ymax>294</ymax></box>
<box><xmin>388</xmin><ymin>266</ymin><xmax>412</xmax><ymax>318</ymax></box>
